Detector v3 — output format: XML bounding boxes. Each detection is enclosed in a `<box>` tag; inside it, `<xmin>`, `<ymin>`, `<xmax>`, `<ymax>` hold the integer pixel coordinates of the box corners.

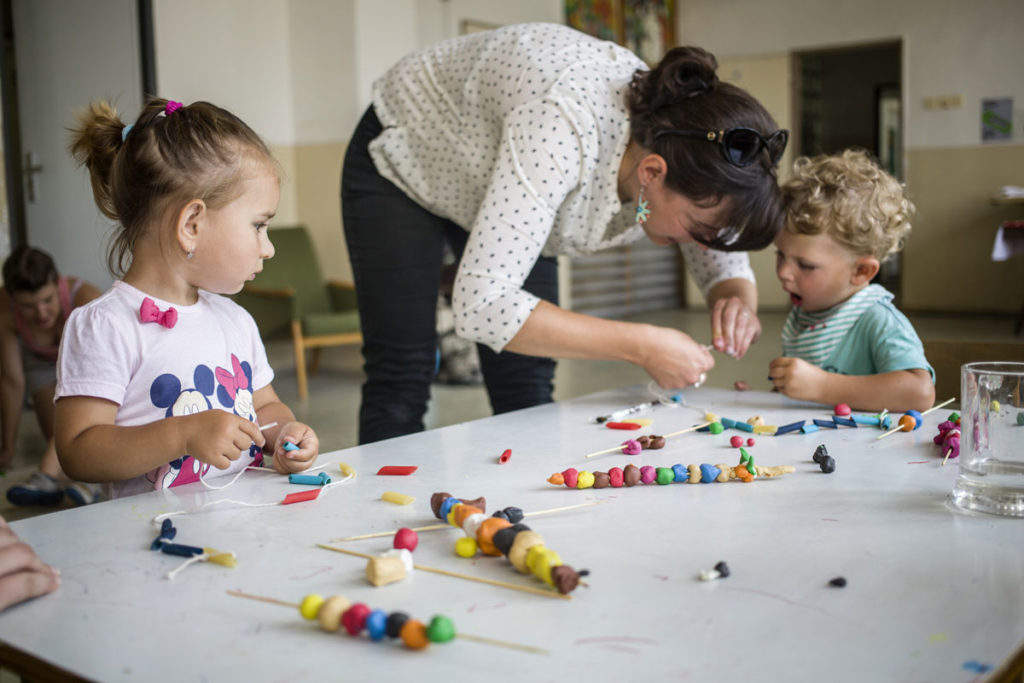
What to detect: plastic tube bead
<box><xmin>753</xmin><ymin>424</ymin><xmax>778</xmax><ymax>435</ymax></box>
<box><xmin>813</xmin><ymin>418</ymin><xmax>838</xmax><ymax>429</ymax></box>
<box><xmin>852</xmin><ymin>415</ymin><xmax>880</xmax><ymax>426</ymax></box>
<box><xmin>801</xmin><ymin>423</ymin><xmax>820</xmax><ymax>434</ymax></box>
<box><xmin>288</xmin><ymin>472</ymin><xmax>331</xmax><ymax>486</ymax></box>
<box><xmin>833</xmin><ymin>416</ymin><xmax>857</xmax><ymax>428</ymax></box>
<box><xmin>774</xmin><ymin>420</ymin><xmax>806</xmax><ymax>435</ymax></box>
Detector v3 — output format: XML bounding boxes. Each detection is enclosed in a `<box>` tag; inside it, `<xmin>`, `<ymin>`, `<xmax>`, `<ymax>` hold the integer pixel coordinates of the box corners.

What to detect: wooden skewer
<box><xmin>316</xmin><ymin>544</ymin><xmax>572</xmax><ymax>601</ymax></box>
<box><xmin>941</xmin><ymin>448</ymin><xmax>953</xmax><ymax>467</ymax></box>
<box><xmin>226</xmin><ymin>589</ymin><xmax>549</xmax><ymax>655</ymax></box>
<box><xmin>584</xmin><ymin>421</ymin><xmax>711</xmax><ymax>459</ymax></box>
<box><xmin>875</xmin><ymin>397</ymin><xmax>956</xmax><ymax>441</ymax></box>
<box><xmin>329</xmin><ymin>500</ymin><xmax>603</xmax><ymax>542</ymax></box>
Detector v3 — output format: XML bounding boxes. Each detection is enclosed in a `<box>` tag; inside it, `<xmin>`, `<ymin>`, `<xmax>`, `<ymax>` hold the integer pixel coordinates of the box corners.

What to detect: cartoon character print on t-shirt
<box><xmin>148</xmin><ymin>365</ymin><xmax>218</xmax><ymax>489</ymax></box>
<box><xmin>215</xmin><ymin>353</ymin><xmax>263</xmax><ymax>464</ymax></box>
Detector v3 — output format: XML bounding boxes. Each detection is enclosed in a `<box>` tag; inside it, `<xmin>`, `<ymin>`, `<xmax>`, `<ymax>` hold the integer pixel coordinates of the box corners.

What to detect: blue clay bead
<box><xmin>905</xmin><ymin>410</ymin><xmax>923</xmax><ymax>430</ymax></box>
<box><xmin>700</xmin><ymin>464</ymin><xmax>721</xmax><ymax>483</ymax></box>
<box><xmin>672</xmin><ymin>464</ymin><xmax>688</xmax><ymax>482</ymax></box>
<box><xmin>439</xmin><ymin>496</ymin><xmax>459</xmax><ymax>519</ymax></box>
<box><xmin>365</xmin><ymin>609</ymin><xmax>388</xmax><ymax>641</ymax></box>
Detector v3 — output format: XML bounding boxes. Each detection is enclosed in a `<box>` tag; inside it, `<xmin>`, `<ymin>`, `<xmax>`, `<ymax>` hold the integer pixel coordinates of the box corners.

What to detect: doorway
<box><xmin>795</xmin><ymin>41</ymin><xmax>903</xmax><ymax>297</ymax></box>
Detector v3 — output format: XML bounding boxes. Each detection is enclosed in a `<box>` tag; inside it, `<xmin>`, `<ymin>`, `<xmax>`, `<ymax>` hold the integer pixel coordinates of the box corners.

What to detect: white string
<box><xmin>166</xmin><ymin>553</ymin><xmax>206</xmax><ymax>581</ymax></box>
<box><xmin>151</xmin><ymin>467</ymin><xmax>355</xmax><ymax>523</ymax></box>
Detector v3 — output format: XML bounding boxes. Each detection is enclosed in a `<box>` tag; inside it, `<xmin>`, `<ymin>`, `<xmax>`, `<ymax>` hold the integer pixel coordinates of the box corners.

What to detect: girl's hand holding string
<box><xmin>183</xmin><ymin>411</ymin><xmax>265</xmax><ymax>470</ymax></box>
<box><xmin>768</xmin><ymin>356</ymin><xmax>826</xmax><ymax>402</ymax></box>
<box><xmin>270</xmin><ymin>422</ymin><xmax>319</xmax><ymax>474</ymax></box>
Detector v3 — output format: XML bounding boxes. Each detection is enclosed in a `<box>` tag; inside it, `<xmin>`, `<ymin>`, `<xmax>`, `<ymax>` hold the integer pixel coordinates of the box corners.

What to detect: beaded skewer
<box><xmin>316</xmin><ymin>543</ymin><xmax>571</xmax><ymax>600</ymax></box>
<box><xmin>430</xmin><ymin>492</ymin><xmax>588</xmax><ymax>596</ymax></box>
<box><xmin>584</xmin><ymin>421</ymin><xmax>712</xmax><ymax>459</ymax></box>
<box><xmin>328</xmin><ymin>500</ymin><xmax>602</xmax><ymax>543</ymax></box>
<box><xmin>549</xmin><ymin>459</ymin><xmax>794</xmax><ymax>489</ymax></box>
<box><xmin>875</xmin><ymin>398</ymin><xmax>956</xmax><ymax>440</ymax></box>
<box><xmin>934</xmin><ymin>413</ymin><xmax>962</xmax><ymax>465</ymax></box>
<box><xmin>226</xmin><ymin>589</ymin><xmax>548</xmax><ymax>654</ymax></box>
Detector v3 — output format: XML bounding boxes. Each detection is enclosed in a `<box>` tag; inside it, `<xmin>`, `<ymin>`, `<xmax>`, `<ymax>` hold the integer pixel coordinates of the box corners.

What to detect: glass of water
<box><xmin>950</xmin><ymin>362</ymin><xmax>1024</xmax><ymax>517</ymax></box>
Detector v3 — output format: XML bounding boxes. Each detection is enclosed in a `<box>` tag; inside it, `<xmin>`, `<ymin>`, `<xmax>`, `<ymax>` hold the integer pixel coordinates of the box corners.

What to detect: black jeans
<box><xmin>341</xmin><ymin>106</ymin><xmax>558</xmax><ymax>444</ymax></box>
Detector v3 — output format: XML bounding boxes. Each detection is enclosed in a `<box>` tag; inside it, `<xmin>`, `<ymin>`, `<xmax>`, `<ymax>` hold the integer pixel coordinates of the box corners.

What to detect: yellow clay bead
<box><xmin>508</xmin><ymin>530</ymin><xmax>544</xmax><ymax>573</ymax></box>
<box><xmin>446</xmin><ymin>503</ymin><xmax>462</xmax><ymax>527</ymax></box>
<box><xmin>525</xmin><ymin>545</ymin><xmax>561</xmax><ymax>586</ymax></box>
<box><xmin>299</xmin><ymin>594</ymin><xmax>324</xmax><ymax>620</ymax></box>
<box><xmin>576</xmin><ymin>470</ymin><xmax>596</xmax><ymax>489</ymax></box>
<box><xmin>454</xmin><ymin>536</ymin><xmax>478</xmax><ymax>558</ymax></box>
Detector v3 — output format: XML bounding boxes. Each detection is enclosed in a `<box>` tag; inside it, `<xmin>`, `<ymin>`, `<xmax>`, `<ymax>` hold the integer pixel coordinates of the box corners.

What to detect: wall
<box><xmin>679</xmin><ymin>0</ymin><xmax>1024</xmax><ymax>313</ymax></box>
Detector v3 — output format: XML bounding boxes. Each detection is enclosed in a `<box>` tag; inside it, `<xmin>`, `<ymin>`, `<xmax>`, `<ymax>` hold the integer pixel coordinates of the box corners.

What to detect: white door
<box><xmin>11</xmin><ymin>0</ymin><xmax>142</xmax><ymax>290</ymax></box>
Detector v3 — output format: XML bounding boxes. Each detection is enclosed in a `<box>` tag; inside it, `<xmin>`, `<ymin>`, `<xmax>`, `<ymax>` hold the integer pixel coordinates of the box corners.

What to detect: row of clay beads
<box><xmin>431</xmin><ymin>492</ymin><xmax>584</xmax><ymax>594</ymax></box>
<box><xmin>547</xmin><ymin>462</ymin><xmax>794</xmax><ymax>489</ymax></box>
<box><xmin>621</xmin><ymin>434</ymin><xmax>666</xmax><ymax>454</ymax></box>
<box><xmin>298</xmin><ymin>594</ymin><xmax>455</xmax><ymax>650</ymax></box>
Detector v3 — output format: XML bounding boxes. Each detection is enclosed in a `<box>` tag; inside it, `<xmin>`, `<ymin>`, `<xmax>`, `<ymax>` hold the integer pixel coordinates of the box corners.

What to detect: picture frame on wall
<box><xmin>566</xmin><ymin>0</ymin><xmax>675</xmax><ymax>64</ymax></box>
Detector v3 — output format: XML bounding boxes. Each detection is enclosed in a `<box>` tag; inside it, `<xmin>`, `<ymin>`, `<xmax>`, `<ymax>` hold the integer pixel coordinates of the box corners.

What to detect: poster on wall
<box><xmin>981</xmin><ymin>97</ymin><xmax>1013</xmax><ymax>142</ymax></box>
<box><xmin>566</xmin><ymin>0</ymin><xmax>675</xmax><ymax>64</ymax></box>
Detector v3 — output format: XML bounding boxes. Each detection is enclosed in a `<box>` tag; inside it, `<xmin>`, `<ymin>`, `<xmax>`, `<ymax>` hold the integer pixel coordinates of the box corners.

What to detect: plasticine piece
<box><xmin>813</xmin><ymin>418</ymin><xmax>838</xmax><ymax>429</ymax></box>
<box><xmin>708</xmin><ymin>422</ymin><xmax>725</xmax><ymax>434</ymax></box>
<box><xmin>608</xmin><ymin>467</ymin><xmax>624</xmax><ymax>487</ymax></box>
<box><xmin>671</xmin><ymin>464</ymin><xmax>688</xmax><ymax>482</ymax></box>
<box><xmin>621</xmin><ymin>439</ymin><xmax>643</xmax><ymax>455</ymax></box>
<box><xmin>655</xmin><ymin>467</ymin><xmax>675</xmax><ymax>485</ymax></box>
<box><xmin>381</xmin><ymin>491</ymin><xmax>415</xmax><ymax>505</ymax></box>
<box><xmin>377</xmin><ymin>465</ymin><xmax>418</xmax><ymax>475</ymax></box>
<box><xmin>282</xmin><ymin>489</ymin><xmax>321</xmax><ymax>505</ymax></box>
<box><xmin>774</xmin><ymin>420</ymin><xmax>805</xmax><ymax>435</ymax></box>
<box><xmin>834</xmin><ymin>403</ymin><xmax>852</xmax><ymax>417</ymax></box>
<box><xmin>639</xmin><ymin>466</ymin><xmax>656</xmax><ymax>484</ymax></box>
<box><xmin>699</xmin><ymin>464</ymin><xmax>721</xmax><ymax>483</ymax></box>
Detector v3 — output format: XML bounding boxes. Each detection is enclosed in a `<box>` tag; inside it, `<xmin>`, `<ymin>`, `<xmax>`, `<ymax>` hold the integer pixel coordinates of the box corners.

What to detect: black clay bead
<box><xmin>820</xmin><ymin>456</ymin><xmax>836</xmax><ymax>473</ymax></box>
<box><xmin>385</xmin><ymin>612</ymin><xmax>409</xmax><ymax>638</ymax></box>
<box><xmin>829</xmin><ymin>576</ymin><xmax>847</xmax><ymax>587</ymax></box>
<box><xmin>813</xmin><ymin>444</ymin><xmax>829</xmax><ymax>463</ymax></box>
<box><xmin>713</xmin><ymin>561</ymin><xmax>730</xmax><ymax>578</ymax></box>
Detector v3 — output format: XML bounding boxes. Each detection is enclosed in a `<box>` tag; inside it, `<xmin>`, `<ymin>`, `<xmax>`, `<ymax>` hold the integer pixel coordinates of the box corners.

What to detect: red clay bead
<box><xmin>394</xmin><ymin>528</ymin><xmax>418</xmax><ymax>552</ymax></box>
<box><xmin>746</xmin><ymin>437</ymin><xmax>755</xmax><ymax>447</ymax></box>
<box><xmin>729</xmin><ymin>435</ymin><xmax>744</xmax><ymax>448</ymax></box>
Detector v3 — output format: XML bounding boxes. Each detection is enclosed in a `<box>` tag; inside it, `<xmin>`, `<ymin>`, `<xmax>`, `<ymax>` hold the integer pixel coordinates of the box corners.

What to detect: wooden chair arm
<box><xmin>241</xmin><ymin>284</ymin><xmax>296</xmax><ymax>299</ymax></box>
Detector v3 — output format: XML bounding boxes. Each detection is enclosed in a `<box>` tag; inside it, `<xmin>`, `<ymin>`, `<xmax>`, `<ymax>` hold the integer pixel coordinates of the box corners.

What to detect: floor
<box><xmin>2</xmin><ymin>307</ymin><xmax>1020</xmax><ymax>523</ymax></box>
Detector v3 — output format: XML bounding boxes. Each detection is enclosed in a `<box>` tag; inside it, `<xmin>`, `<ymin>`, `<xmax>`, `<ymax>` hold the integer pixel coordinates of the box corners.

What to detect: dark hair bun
<box><xmin>631</xmin><ymin>46</ymin><xmax>720</xmax><ymax>113</ymax></box>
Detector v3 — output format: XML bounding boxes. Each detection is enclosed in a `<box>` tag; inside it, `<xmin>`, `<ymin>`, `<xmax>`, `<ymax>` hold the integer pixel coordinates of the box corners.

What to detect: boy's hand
<box><xmin>182</xmin><ymin>411</ymin><xmax>264</xmax><ymax>470</ymax></box>
<box><xmin>271</xmin><ymin>422</ymin><xmax>319</xmax><ymax>474</ymax></box>
<box><xmin>711</xmin><ymin>297</ymin><xmax>761</xmax><ymax>359</ymax></box>
<box><xmin>769</xmin><ymin>356</ymin><xmax>826</xmax><ymax>402</ymax></box>
<box><xmin>0</xmin><ymin>517</ymin><xmax>60</xmax><ymax>612</ymax></box>
<box><xmin>639</xmin><ymin>325</ymin><xmax>715</xmax><ymax>389</ymax></box>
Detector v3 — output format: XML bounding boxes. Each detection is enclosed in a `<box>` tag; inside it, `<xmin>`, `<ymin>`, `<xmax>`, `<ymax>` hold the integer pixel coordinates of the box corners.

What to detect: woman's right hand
<box><xmin>182</xmin><ymin>411</ymin><xmax>265</xmax><ymax>470</ymax></box>
<box><xmin>0</xmin><ymin>516</ymin><xmax>59</xmax><ymax>612</ymax></box>
<box><xmin>635</xmin><ymin>324</ymin><xmax>715</xmax><ymax>388</ymax></box>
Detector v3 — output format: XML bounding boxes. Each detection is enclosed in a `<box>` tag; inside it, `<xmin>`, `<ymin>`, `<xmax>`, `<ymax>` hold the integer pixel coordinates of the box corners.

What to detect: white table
<box><xmin>1</xmin><ymin>387</ymin><xmax>1022</xmax><ymax>682</ymax></box>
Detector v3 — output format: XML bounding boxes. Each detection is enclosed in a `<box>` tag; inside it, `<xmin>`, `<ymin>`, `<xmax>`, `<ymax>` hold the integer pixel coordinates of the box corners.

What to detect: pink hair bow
<box><xmin>139</xmin><ymin>297</ymin><xmax>178</xmax><ymax>329</ymax></box>
<box><xmin>215</xmin><ymin>354</ymin><xmax>249</xmax><ymax>400</ymax></box>
<box><xmin>165</xmin><ymin>100</ymin><xmax>183</xmax><ymax>115</ymax></box>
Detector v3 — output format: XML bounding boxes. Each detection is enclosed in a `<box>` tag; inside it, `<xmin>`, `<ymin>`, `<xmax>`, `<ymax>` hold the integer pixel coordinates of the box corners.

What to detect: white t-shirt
<box><xmin>56</xmin><ymin>281</ymin><xmax>274</xmax><ymax>499</ymax></box>
<box><xmin>370</xmin><ymin>22</ymin><xmax>752</xmax><ymax>352</ymax></box>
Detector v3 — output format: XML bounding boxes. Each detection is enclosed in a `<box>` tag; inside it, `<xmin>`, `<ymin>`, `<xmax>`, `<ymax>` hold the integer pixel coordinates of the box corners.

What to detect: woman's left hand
<box><xmin>711</xmin><ymin>296</ymin><xmax>762</xmax><ymax>359</ymax></box>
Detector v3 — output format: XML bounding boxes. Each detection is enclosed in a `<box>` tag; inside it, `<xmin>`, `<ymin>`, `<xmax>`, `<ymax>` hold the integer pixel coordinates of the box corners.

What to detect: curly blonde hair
<box><xmin>781</xmin><ymin>149</ymin><xmax>914</xmax><ymax>262</ymax></box>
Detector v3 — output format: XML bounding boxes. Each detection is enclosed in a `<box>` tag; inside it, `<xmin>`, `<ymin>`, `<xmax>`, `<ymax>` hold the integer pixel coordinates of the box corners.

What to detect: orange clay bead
<box><xmin>453</xmin><ymin>505</ymin><xmax>482</xmax><ymax>528</ymax></box>
<box><xmin>475</xmin><ymin>517</ymin><xmax>512</xmax><ymax>556</ymax></box>
<box><xmin>399</xmin><ymin>618</ymin><xmax>430</xmax><ymax>650</ymax></box>
<box><xmin>733</xmin><ymin>466</ymin><xmax>753</xmax><ymax>483</ymax></box>
<box><xmin>899</xmin><ymin>415</ymin><xmax>917</xmax><ymax>432</ymax></box>
<box><xmin>547</xmin><ymin>472</ymin><xmax>565</xmax><ymax>486</ymax></box>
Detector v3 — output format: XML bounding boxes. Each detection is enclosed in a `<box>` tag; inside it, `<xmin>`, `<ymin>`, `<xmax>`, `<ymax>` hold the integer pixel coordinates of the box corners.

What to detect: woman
<box><xmin>1</xmin><ymin>246</ymin><xmax>102</xmax><ymax>505</ymax></box>
<box><xmin>342</xmin><ymin>23</ymin><xmax>787</xmax><ymax>444</ymax></box>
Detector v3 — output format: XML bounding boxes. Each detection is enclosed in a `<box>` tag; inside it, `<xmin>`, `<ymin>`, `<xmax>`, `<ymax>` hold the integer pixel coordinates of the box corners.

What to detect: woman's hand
<box><xmin>768</xmin><ymin>356</ymin><xmax>826</xmax><ymax>402</ymax></box>
<box><xmin>637</xmin><ymin>324</ymin><xmax>715</xmax><ymax>388</ymax></box>
<box><xmin>0</xmin><ymin>516</ymin><xmax>59</xmax><ymax>612</ymax></box>
<box><xmin>711</xmin><ymin>296</ymin><xmax>762</xmax><ymax>359</ymax></box>
<box><xmin>270</xmin><ymin>422</ymin><xmax>319</xmax><ymax>474</ymax></box>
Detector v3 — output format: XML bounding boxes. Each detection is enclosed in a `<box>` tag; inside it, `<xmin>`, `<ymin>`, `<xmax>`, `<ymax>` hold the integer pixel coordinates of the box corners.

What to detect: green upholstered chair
<box><xmin>233</xmin><ymin>225</ymin><xmax>361</xmax><ymax>399</ymax></box>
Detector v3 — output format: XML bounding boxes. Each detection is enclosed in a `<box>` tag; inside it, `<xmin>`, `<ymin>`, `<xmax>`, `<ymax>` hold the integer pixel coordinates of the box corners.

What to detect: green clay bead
<box><xmin>709</xmin><ymin>422</ymin><xmax>724</xmax><ymax>434</ymax></box>
<box><xmin>426</xmin><ymin>615</ymin><xmax>456</xmax><ymax>643</ymax></box>
<box><xmin>655</xmin><ymin>467</ymin><xmax>674</xmax><ymax>485</ymax></box>
<box><xmin>576</xmin><ymin>470</ymin><xmax>596</xmax><ymax>489</ymax></box>
<box><xmin>454</xmin><ymin>536</ymin><xmax>478</xmax><ymax>558</ymax></box>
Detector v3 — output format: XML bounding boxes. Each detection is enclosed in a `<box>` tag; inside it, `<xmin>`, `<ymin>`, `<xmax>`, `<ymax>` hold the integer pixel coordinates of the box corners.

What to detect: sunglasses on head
<box><xmin>654</xmin><ymin>127</ymin><xmax>789</xmax><ymax>168</ymax></box>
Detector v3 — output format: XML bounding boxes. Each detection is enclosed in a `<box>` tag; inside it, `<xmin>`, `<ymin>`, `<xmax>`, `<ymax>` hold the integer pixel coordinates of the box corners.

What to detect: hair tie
<box><xmin>165</xmin><ymin>100</ymin><xmax>183</xmax><ymax>116</ymax></box>
<box><xmin>684</xmin><ymin>77</ymin><xmax>710</xmax><ymax>98</ymax></box>
<box><xmin>121</xmin><ymin>124</ymin><xmax>134</xmax><ymax>142</ymax></box>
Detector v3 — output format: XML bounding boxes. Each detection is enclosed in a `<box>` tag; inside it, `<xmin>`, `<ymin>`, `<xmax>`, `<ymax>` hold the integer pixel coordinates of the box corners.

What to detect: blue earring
<box><xmin>635</xmin><ymin>186</ymin><xmax>651</xmax><ymax>225</ymax></box>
